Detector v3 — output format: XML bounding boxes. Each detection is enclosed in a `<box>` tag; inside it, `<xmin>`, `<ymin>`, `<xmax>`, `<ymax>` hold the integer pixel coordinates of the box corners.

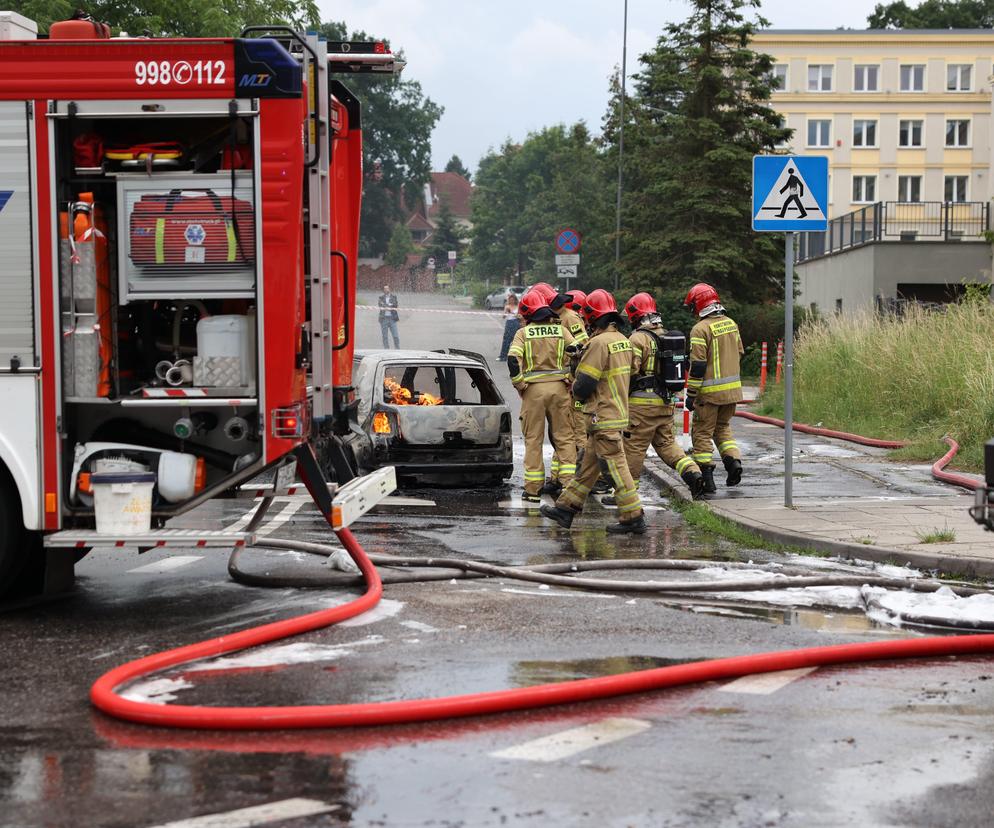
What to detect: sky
<box><xmin>317</xmin><ymin>0</ymin><xmax>879</xmax><ymax>173</ymax></box>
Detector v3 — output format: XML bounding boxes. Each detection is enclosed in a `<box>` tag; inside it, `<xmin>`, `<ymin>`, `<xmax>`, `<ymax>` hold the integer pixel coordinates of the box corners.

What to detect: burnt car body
<box><xmin>350</xmin><ymin>349</ymin><xmax>514</xmax><ymax>486</ymax></box>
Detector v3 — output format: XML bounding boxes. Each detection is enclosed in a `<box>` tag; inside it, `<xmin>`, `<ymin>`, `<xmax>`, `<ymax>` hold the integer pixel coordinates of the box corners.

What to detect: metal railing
<box><xmin>797</xmin><ymin>201</ymin><xmax>990</xmax><ymax>263</ymax></box>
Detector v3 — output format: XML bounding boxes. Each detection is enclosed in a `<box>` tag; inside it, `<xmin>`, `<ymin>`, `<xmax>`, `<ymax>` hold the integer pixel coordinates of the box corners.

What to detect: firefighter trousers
<box><xmin>557</xmin><ymin>428</ymin><xmax>643</xmax><ymax>522</ymax></box>
<box><xmin>520</xmin><ymin>380</ymin><xmax>575</xmax><ymax>496</ymax></box>
<box><xmin>550</xmin><ymin>398</ymin><xmax>588</xmax><ymax>482</ymax></box>
<box><xmin>690</xmin><ymin>401</ymin><xmax>740</xmax><ymax>467</ymax></box>
<box><xmin>624</xmin><ymin>403</ymin><xmax>700</xmax><ymax>482</ymax></box>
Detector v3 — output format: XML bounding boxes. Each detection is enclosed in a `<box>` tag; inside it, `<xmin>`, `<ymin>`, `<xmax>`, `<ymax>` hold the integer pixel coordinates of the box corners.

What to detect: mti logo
<box><xmin>238</xmin><ymin>73</ymin><xmax>272</xmax><ymax>88</ymax></box>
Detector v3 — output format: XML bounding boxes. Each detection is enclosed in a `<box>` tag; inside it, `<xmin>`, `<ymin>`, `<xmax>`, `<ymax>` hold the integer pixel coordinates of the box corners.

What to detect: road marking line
<box><xmin>717</xmin><ymin>667</ymin><xmax>817</xmax><ymax>695</ymax></box>
<box><xmin>127</xmin><ymin>556</ymin><xmax>203</xmax><ymax>574</ymax></box>
<box><xmin>256</xmin><ymin>499</ymin><xmax>305</xmax><ymax>537</ymax></box>
<box><xmin>381</xmin><ymin>495</ymin><xmax>437</xmax><ymax>506</ymax></box>
<box><xmin>490</xmin><ymin>717</ymin><xmax>651</xmax><ymax>762</ymax></box>
<box><xmin>146</xmin><ymin>798</ymin><xmax>339</xmax><ymax>828</ymax></box>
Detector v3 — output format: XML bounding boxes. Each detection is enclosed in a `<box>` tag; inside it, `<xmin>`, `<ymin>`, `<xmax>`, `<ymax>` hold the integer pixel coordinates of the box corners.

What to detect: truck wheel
<box><xmin>0</xmin><ymin>469</ymin><xmax>29</xmax><ymax>595</ymax></box>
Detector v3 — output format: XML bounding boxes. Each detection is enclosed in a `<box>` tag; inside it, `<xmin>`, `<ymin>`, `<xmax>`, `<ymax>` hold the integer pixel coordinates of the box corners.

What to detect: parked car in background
<box><xmin>348</xmin><ymin>349</ymin><xmax>514</xmax><ymax>486</ymax></box>
<box><xmin>484</xmin><ymin>285</ymin><xmax>526</xmax><ymax>310</ymax></box>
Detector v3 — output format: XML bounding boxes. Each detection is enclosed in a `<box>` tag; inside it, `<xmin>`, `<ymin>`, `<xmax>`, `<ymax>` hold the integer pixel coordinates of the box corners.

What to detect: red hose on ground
<box><xmin>732</xmin><ymin>409</ymin><xmax>907</xmax><ymax>449</ymax></box>
<box><xmin>932</xmin><ymin>435</ymin><xmax>981</xmax><ymax>491</ymax></box>
<box><xmin>91</xmin><ymin>525</ymin><xmax>994</xmax><ymax>730</ymax></box>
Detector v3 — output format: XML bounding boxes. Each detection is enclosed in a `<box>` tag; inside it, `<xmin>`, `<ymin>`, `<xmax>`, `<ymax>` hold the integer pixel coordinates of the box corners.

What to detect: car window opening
<box><xmin>381</xmin><ymin>365</ymin><xmax>502</xmax><ymax>407</ymax></box>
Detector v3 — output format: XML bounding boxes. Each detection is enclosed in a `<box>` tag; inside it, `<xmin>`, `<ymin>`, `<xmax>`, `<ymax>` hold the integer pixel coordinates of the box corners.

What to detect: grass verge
<box><xmin>757</xmin><ymin>300</ymin><xmax>994</xmax><ymax>472</ymax></box>
<box><xmin>671</xmin><ymin>498</ymin><xmax>824</xmax><ymax>558</ymax></box>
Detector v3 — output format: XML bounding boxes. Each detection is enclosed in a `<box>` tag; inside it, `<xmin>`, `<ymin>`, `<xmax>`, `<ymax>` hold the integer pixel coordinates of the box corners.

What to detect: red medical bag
<box><xmin>129</xmin><ymin>189</ymin><xmax>255</xmax><ymax>267</ymax></box>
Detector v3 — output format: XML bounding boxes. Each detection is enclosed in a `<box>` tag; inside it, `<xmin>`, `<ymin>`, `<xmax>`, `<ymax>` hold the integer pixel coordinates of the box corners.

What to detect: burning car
<box><xmin>349</xmin><ymin>350</ymin><xmax>513</xmax><ymax>486</ymax></box>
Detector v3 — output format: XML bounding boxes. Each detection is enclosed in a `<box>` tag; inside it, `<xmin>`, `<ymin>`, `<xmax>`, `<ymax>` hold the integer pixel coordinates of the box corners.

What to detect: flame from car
<box><xmin>384</xmin><ymin>377</ymin><xmax>443</xmax><ymax>406</ymax></box>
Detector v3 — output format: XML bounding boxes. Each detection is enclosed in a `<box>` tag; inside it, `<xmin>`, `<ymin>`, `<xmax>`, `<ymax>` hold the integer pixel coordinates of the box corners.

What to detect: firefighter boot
<box><xmin>606</xmin><ymin>514</ymin><xmax>647</xmax><ymax>535</ymax></box>
<box><xmin>600</xmin><ymin>493</ymin><xmax>617</xmax><ymax>506</ymax></box>
<box><xmin>540</xmin><ymin>478</ymin><xmax>564</xmax><ymax>497</ymax></box>
<box><xmin>681</xmin><ymin>470</ymin><xmax>706</xmax><ymax>500</ymax></box>
<box><xmin>540</xmin><ymin>504</ymin><xmax>576</xmax><ymax>529</ymax></box>
<box><xmin>591</xmin><ymin>475</ymin><xmax>612</xmax><ymax>495</ymax></box>
<box><xmin>722</xmin><ymin>455</ymin><xmax>743</xmax><ymax>487</ymax></box>
<box><xmin>700</xmin><ymin>465</ymin><xmax>717</xmax><ymax>495</ymax></box>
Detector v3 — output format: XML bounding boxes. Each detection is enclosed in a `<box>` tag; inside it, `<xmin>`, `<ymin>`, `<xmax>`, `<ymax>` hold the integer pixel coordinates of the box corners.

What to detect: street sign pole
<box><xmin>784</xmin><ymin>232</ymin><xmax>794</xmax><ymax>507</ymax></box>
<box><xmin>751</xmin><ymin>154</ymin><xmax>828</xmax><ymax>509</ymax></box>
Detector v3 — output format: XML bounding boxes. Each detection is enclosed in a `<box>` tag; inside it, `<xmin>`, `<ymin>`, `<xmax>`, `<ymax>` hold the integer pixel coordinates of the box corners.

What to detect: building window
<box><xmin>945</xmin><ymin>175</ymin><xmax>968</xmax><ymax>202</ymax></box>
<box><xmin>854</xmin><ymin>64</ymin><xmax>879</xmax><ymax>91</ymax></box>
<box><xmin>807</xmin><ymin>119</ymin><xmax>831</xmax><ymax>148</ymax></box>
<box><xmin>774</xmin><ymin>117</ymin><xmax>789</xmax><ymax>147</ymax></box>
<box><xmin>947</xmin><ymin>64</ymin><xmax>972</xmax><ymax>91</ymax></box>
<box><xmin>835</xmin><ymin>299</ymin><xmax>843</xmax><ymax>314</ymax></box>
<box><xmin>771</xmin><ymin>64</ymin><xmax>787</xmax><ymax>90</ymax></box>
<box><xmin>898</xmin><ymin>175</ymin><xmax>922</xmax><ymax>202</ymax></box>
<box><xmin>852</xmin><ymin>175</ymin><xmax>876</xmax><ymax>203</ymax></box>
<box><xmin>945</xmin><ymin>119</ymin><xmax>970</xmax><ymax>147</ymax></box>
<box><xmin>900</xmin><ymin>64</ymin><xmax>925</xmax><ymax>91</ymax></box>
<box><xmin>898</xmin><ymin>119</ymin><xmax>923</xmax><ymax>148</ymax></box>
<box><xmin>808</xmin><ymin>64</ymin><xmax>833</xmax><ymax>92</ymax></box>
<box><xmin>853</xmin><ymin>119</ymin><xmax>877</xmax><ymax>147</ymax></box>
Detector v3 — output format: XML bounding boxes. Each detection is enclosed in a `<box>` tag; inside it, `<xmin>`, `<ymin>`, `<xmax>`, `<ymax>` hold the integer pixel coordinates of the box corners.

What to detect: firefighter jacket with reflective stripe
<box><xmin>508</xmin><ymin>320</ymin><xmax>575</xmax><ymax>388</ymax></box>
<box><xmin>557</xmin><ymin>307</ymin><xmax>589</xmax><ymax>347</ymax></box>
<box><xmin>574</xmin><ymin>324</ymin><xmax>633</xmax><ymax>431</ymax></box>
<box><xmin>687</xmin><ymin>313</ymin><xmax>744</xmax><ymax>405</ymax></box>
<box><xmin>629</xmin><ymin>324</ymin><xmax>669</xmax><ymax>407</ymax></box>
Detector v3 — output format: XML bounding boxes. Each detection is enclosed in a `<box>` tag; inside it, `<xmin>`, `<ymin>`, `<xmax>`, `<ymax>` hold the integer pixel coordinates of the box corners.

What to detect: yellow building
<box><xmin>753</xmin><ymin>29</ymin><xmax>994</xmax><ymax>217</ymax></box>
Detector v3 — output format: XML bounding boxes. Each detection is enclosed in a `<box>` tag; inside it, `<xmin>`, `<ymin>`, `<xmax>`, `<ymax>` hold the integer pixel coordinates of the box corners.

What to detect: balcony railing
<box><xmin>796</xmin><ymin>201</ymin><xmax>990</xmax><ymax>263</ymax></box>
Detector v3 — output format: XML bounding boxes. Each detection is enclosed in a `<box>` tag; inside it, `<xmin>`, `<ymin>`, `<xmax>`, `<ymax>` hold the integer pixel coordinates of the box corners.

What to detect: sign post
<box><xmin>555</xmin><ymin>230</ymin><xmax>581</xmax><ymax>292</ymax></box>
<box><xmin>752</xmin><ymin>155</ymin><xmax>828</xmax><ymax>507</ymax></box>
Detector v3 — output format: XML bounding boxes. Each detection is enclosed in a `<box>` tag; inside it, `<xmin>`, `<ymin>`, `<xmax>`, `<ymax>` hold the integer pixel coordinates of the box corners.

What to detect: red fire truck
<box><xmin>0</xmin><ymin>12</ymin><xmax>399</xmax><ymax>596</ymax></box>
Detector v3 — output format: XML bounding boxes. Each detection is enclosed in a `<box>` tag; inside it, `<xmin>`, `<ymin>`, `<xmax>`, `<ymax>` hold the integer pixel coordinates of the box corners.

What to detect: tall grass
<box><xmin>758</xmin><ymin>301</ymin><xmax>994</xmax><ymax>471</ymax></box>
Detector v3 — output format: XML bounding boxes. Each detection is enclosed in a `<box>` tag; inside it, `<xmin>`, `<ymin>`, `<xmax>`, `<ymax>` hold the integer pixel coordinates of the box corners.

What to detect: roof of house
<box><xmin>427</xmin><ymin>172</ymin><xmax>473</xmax><ymax>221</ymax></box>
<box><xmin>406</xmin><ymin>212</ymin><xmax>434</xmax><ymax>233</ymax></box>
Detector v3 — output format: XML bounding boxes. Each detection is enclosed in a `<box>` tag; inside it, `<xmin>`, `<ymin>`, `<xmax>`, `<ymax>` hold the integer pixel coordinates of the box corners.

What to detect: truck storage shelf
<box><xmin>43</xmin><ymin>529</ymin><xmax>257</xmax><ymax>548</ymax></box>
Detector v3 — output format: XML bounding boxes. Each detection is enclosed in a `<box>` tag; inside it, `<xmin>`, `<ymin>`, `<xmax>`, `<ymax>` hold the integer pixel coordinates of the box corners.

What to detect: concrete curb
<box><xmin>643</xmin><ymin>460</ymin><xmax>994</xmax><ymax>579</ymax></box>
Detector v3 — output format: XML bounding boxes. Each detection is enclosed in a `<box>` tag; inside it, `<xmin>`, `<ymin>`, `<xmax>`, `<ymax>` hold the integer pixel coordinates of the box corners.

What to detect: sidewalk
<box><xmin>644</xmin><ymin>409</ymin><xmax>994</xmax><ymax>578</ymax></box>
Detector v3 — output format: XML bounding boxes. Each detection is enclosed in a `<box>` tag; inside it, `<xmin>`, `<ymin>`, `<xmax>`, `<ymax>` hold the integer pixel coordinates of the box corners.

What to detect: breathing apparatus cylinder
<box><xmin>657</xmin><ymin>330</ymin><xmax>687</xmax><ymax>395</ymax></box>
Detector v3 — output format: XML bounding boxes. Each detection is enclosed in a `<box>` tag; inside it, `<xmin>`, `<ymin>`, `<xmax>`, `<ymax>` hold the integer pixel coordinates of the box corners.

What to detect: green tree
<box><xmin>617</xmin><ymin>0</ymin><xmax>791</xmax><ymax>305</ymax></box>
<box><xmin>11</xmin><ymin>0</ymin><xmax>318</xmax><ymax>35</ymax></box>
<box><xmin>469</xmin><ymin>123</ymin><xmax>613</xmax><ymax>285</ymax></box>
<box><xmin>425</xmin><ymin>197</ymin><xmax>463</xmax><ymax>268</ymax></box>
<box><xmin>444</xmin><ymin>154</ymin><xmax>472</xmax><ymax>182</ymax></box>
<box><xmin>868</xmin><ymin>0</ymin><xmax>994</xmax><ymax>28</ymax></box>
<box><xmin>319</xmin><ymin>21</ymin><xmax>443</xmax><ymax>257</ymax></box>
<box><xmin>384</xmin><ymin>223</ymin><xmax>415</xmax><ymax>268</ymax></box>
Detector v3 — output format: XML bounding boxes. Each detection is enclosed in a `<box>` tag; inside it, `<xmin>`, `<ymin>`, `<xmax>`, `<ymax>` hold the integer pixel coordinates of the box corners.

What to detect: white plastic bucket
<box><xmin>91</xmin><ymin>472</ymin><xmax>155</xmax><ymax>535</ymax></box>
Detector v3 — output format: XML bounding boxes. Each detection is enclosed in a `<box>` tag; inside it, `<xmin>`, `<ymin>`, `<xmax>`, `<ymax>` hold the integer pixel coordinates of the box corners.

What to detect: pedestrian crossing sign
<box><xmin>752</xmin><ymin>155</ymin><xmax>829</xmax><ymax>232</ymax></box>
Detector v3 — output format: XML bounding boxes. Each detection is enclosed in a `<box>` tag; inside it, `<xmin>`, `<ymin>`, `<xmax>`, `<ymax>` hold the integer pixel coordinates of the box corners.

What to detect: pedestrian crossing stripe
<box><xmin>752</xmin><ymin>155</ymin><xmax>828</xmax><ymax>232</ymax></box>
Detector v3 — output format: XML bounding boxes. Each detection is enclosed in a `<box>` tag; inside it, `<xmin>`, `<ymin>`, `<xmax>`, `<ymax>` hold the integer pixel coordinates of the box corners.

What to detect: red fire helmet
<box><xmin>566</xmin><ymin>289</ymin><xmax>587</xmax><ymax>312</ymax></box>
<box><xmin>582</xmin><ymin>289</ymin><xmax>618</xmax><ymax>324</ymax></box>
<box><xmin>518</xmin><ymin>288</ymin><xmax>551</xmax><ymax>319</ymax></box>
<box><xmin>624</xmin><ymin>292</ymin><xmax>657</xmax><ymax>323</ymax></box>
<box><xmin>529</xmin><ymin>282</ymin><xmax>557</xmax><ymax>303</ymax></box>
<box><xmin>684</xmin><ymin>283</ymin><xmax>720</xmax><ymax>315</ymax></box>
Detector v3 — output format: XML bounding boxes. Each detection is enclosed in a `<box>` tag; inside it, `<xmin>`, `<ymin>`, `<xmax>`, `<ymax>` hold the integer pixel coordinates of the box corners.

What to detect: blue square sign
<box><xmin>752</xmin><ymin>155</ymin><xmax>829</xmax><ymax>232</ymax></box>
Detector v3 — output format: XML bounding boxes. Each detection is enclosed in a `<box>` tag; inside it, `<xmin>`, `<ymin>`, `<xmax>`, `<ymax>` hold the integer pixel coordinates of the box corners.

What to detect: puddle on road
<box><xmin>669</xmin><ymin>600</ymin><xmax>883</xmax><ymax>632</ymax></box>
<box><xmin>510</xmin><ymin>655</ymin><xmax>697</xmax><ymax>686</ymax></box>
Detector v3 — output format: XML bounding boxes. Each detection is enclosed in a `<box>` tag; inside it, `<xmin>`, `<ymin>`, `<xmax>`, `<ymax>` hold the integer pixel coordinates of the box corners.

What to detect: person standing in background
<box><xmin>498</xmin><ymin>292</ymin><xmax>520</xmax><ymax>361</ymax></box>
<box><xmin>378</xmin><ymin>284</ymin><xmax>400</xmax><ymax>349</ymax></box>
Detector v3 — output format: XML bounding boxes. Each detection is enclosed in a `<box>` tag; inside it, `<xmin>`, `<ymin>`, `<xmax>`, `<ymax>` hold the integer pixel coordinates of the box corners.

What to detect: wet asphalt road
<box><xmin>3</xmin><ymin>293</ymin><xmax>994</xmax><ymax>827</ymax></box>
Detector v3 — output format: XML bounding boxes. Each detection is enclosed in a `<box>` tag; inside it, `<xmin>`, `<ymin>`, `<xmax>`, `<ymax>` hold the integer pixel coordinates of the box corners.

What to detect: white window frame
<box><xmin>944</xmin><ymin>175</ymin><xmax>969</xmax><ymax>203</ymax></box>
<box><xmin>946</xmin><ymin>63</ymin><xmax>973</xmax><ymax>92</ymax></box>
<box><xmin>807</xmin><ymin>64</ymin><xmax>833</xmax><ymax>92</ymax></box>
<box><xmin>853</xmin><ymin>64</ymin><xmax>879</xmax><ymax>92</ymax></box>
<box><xmin>806</xmin><ymin>118</ymin><xmax>831</xmax><ymax>148</ymax></box>
<box><xmin>774</xmin><ymin>116</ymin><xmax>790</xmax><ymax>148</ymax></box>
<box><xmin>945</xmin><ymin>119</ymin><xmax>970</xmax><ymax>148</ymax></box>
<box><xmin>900</xmin><ymin>64</ymin><xmax>925</xmax><ymax>92</ymax></box>
<box><xmin>852</xmin><ymin>119</ymin><xmax>878</xmax><ymax>148</ymax></box>
<box><xmin>852</xmin><ymin>175</ymin><xmax>876</xmax><ymax>204</ymax></box>
<box><xmin>898</xmin><ymin>119</ymin><xmax>923</xmax><ymax>148</ymax></box>
<box><xmin>897</xmin><ymin>175</ymin><xmax>922</xmax><ymax>203</ymax></box>
<box><xmin>772</xmin><ymin>64</ymin><xmax>787</xmax><ymax>91</ymax></box>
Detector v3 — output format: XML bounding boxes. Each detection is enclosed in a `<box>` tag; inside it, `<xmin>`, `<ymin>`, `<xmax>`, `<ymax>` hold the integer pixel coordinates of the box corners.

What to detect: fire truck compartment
<box><xmin>351</xmin><ymin>350</ymin><xmax>513</xmax><ymax>486</ymax></box>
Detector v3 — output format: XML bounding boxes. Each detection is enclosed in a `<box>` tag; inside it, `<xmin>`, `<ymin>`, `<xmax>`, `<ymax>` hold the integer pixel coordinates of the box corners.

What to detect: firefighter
<box><xmin>602</xmin><ymin>292</ymin><xmax>704</xmax><ymax>501</ymax></box>
<box><xmin>537</xmin><ymin>289</ymin><xmax>591</xmax><ymax>497</ymax></box>
<box><xmin>508</xmin><ymin>289</ymin><xmax>577</xmax><ymax>503</ymax></box>
<box><xmin>683</xmin><ymin>283</ymin><xmax>744</xmax><ymax>494</ymax></box>
<box><xmin>540</xmin><ymin>289</ymin><xmax>646</xmax><ymax>534</ymax></box>
<box><xmin>563</xmin><ymin>289</ymin><xmax>590</xmax><ymax>469</ymax></box>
